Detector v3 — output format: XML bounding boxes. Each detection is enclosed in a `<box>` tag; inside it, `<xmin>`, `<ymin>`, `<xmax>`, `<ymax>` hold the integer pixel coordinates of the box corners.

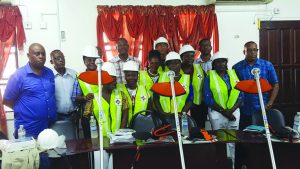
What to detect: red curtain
<box><xmin>96</xmin><ymin>5</ymin><xmax>219</xmax><ymax>67</ymax></box>
<box><xmin>0</xmin><ymin>6</ymin><xmax>26</xmax><ymax>135</ymax></box>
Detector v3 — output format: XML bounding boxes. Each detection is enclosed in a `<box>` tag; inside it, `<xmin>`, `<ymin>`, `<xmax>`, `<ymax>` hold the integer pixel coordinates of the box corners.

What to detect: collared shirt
<box><xmin>232</xmin><ymin>58</ymin><xmax>278</xmax><ymax>115</ymax></box>
<box><xmin>53</xmin><ymin>68</ymin><xmax>77</xmax><ymax>114</ymax></box>
<box><xmin>109</xmin><ymin>56</ymin><xmax>141</xmax><ymax>84</ymax></box>
<box><xmin>72</xmin><ymin>78</ymin><xmax>82</xmax><ymax>102</ymax></box>
<box><xmin>203</xmin><ymin>72</ymin><xmax>243</xmax><ymax>108</ymax></box>
<box><xmin>4</xmin><ymin>63</ymin><xmax>56</xmax><ymax>137</ymax></box>
<box><xmin>194</xmin><ymin>54</ymin><xmax>212</xmax><ymax>73</ymax></box>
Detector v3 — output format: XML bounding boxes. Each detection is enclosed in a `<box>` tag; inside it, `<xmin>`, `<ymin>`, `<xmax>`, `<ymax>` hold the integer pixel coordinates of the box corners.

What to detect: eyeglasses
<box><xmin>246</xmin><ymin>49</ymin><xmax>259</xmax><ymax>52</ymax></box>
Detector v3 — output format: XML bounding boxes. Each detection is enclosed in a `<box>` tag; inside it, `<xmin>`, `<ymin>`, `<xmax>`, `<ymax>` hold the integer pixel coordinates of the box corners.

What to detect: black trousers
<box><xmin>81</xmin><ymin>116</ymin><xmax>91</xmax><ymax>138</ymax></box>
<box><xmin>190</xmin><ymin>103</ymin><xmax>208</xmax><ymax>128</ymax></box>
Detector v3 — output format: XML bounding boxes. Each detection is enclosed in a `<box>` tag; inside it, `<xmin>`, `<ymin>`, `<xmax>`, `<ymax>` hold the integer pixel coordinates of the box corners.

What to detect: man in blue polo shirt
<box><xmin>3</xmin><ymin>43</ymin><xmax>56</xmax><ymax>138</ymax></box>
<box><xmin>233</xmin><ymin>41</ymin><xmax>279</xmax><ymax>129</ymax></box>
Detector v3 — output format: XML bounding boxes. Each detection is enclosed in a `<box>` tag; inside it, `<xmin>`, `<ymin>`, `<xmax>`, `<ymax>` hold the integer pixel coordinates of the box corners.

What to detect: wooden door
<box><xmin>260</xmin><ymin>21</ymin><xmax>300</xmax><ymax>126</ymax></box>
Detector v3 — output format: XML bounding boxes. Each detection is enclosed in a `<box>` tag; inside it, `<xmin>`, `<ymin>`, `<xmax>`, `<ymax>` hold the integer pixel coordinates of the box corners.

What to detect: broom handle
<box><xmin>168</xmin><ymin>71</ymin><xmax>186</xmax><ymax>169</ymax></box>
<box><xmin>252</xmin><ymin>68</ymin><xmax>277</xmax><ymax>169</ymax></box>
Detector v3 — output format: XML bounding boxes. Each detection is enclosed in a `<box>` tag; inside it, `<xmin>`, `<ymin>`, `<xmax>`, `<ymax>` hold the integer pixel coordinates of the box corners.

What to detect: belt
<box><xmin>58</xmin><ymin>110</ymin><xmax>77</xmax><ymax>116</ymax></box>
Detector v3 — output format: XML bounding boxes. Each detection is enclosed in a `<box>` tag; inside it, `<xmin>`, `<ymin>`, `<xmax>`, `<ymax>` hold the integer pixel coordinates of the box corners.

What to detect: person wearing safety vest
<box><xmin>203</xmin><ymin>52</ymin><xmax>243</xmax><ymax>167</ymax></box>
<box><xmin>91</xmin><ymin>62</ymin><xmax>129</xmax><ymax>136</ymax></box>
<box><xmin>72</xmin><ymin>45</ymin><xmax>99</xmax><ymax>138</ymax></box>
<box><xmin>154</xmin><ymin>37</ymin><xmax>169</xmax><ymax>74</ymax></box>
<box><xmin>179</xmin><ymin>45</ymin><xmax>206</xmax><ymax>128</ymax></box>
<box><xmin>154</xmin><ymin>51</ymin><xmax>194</xmax><ymax>118</ymax></box>
<box><xmin>138</xmin><ymin>50</ymin><xmax>161</xmax><ymax>109</ymax></box>
<box><xmin>122</xmin><ymin>61</ymin><xmax>151</xmax><ymax>125</ymax></box>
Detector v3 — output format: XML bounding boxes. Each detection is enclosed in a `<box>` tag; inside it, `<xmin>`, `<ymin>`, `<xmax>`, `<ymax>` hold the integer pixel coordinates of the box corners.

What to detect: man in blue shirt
<box><xmin>233</xmin><ymin>41</ymin><xmax>279</xmax><ymax>129</ymax></box>
<box><xmin>3</xmin><ymin>43</ymin><xmax>56</xmax><ymax>138</ymax></box>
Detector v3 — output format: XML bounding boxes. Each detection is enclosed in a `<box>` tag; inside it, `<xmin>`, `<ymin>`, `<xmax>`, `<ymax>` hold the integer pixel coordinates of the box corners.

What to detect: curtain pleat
<box><xmin>96</xmin><ymin>5</ymin><xmax>219</xmax><ymax>67</ymax></box>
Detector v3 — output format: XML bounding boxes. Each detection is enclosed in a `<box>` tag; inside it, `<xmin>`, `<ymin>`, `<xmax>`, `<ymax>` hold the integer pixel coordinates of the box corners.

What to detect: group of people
<box><xmin>3</xmin><ymin>38</ymin><xmax>279</xmax><ymax>141</ymax></box>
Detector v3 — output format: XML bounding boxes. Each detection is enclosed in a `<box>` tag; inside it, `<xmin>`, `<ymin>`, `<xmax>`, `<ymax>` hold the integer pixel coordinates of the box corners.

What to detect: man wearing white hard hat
<box><xmin>109</xmin><ymin>38</ymin><xmax>141</xmax><ymax>84</ymax></box>
<box><xmin>121</xmin><ymin>61</ymin><xmax>150</xmax><ymax>125</ymax></box>
<box><xmin>179</xmin><ymin>45</ymin><xmax>206</xmax><ymax>128</ymax></box>
<box><xmin>203</xmin><ymin>52</ymin><xmax>243</xmax><ymax>166</ymax></box>
<box><xmin>154</xmin><ymin>51</ymin><xmax>193</xmax><ymax>118</ymax></box>
<box><xmin>72</xmin><ymin>45</ymin><xmax>100</xmax><ymax>138</ymax></box>
<box><xmin>154</xmin><ymin>37</ymin><xmax>170</xmax><ymax>74</ymax></box>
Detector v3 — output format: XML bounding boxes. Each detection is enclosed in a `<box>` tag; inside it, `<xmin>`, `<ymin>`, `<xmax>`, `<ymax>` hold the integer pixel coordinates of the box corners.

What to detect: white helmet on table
<box><xmin>37</xmin><ymin>129</ymin><xmax>65</xmax><ymax>150</ymax></box>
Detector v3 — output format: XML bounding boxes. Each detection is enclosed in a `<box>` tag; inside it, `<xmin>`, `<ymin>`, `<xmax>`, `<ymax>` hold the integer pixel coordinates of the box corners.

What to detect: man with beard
<box><xmin>154</xmin><ymin>37</ymin><xmax>170</xmax><ymax>74</ymax></box>
<box><xmin>50</xmin><ymin>50</ymin><xmax>78</xmax><ymax>139</ymax></box>
<box><xmin>109</xmin><ymin>38</ymin><xmax>140</xmax><ymax>84</ymax></box>
<box><xmin>233</xmin><ymin>41</ymin><xmax>279</xmax><ymax>129</ymax></box>
<box><xmin>3</xmin><ymin>43</ymin><xmax>56</xmax><ymax>138</ymax></box>
<box><xmin>179</xmin><ymin>45</ymin><xmax>205</xmax><ymax>128</ymax></box>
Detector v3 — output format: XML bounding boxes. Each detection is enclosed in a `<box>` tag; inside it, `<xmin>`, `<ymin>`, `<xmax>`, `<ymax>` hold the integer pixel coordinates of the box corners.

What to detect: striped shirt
<box><xmin>109</xmin><ymin>56</ymin><xmax>140</xmax><ymax>84</ymax></box>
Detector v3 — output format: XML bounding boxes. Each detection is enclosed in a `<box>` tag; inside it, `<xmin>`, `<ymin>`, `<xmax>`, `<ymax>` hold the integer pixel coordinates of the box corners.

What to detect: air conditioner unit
<box><xmin>216</xmin><ymin>0</ymin><xmax>273</xmax><ymax>4</ymax></box>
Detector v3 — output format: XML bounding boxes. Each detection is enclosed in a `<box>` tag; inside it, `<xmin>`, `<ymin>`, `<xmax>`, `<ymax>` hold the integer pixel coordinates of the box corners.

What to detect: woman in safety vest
<box><xmin>179</xmin><ymin>44</ymin><xmax>206</xmax><ymax>128</ymax></box>
<box><xmin>203</xmin><ymin>51</ymin><xmax>243</xmax><ymax>167</ymax></box>
<box><xmin>154</xmin><ymin>52</ymin><xmax>194</xmax><ymax>118</ymax></box>
<box><xmin>122</xmin><ymin>61</ymin><xmax>151</xmax><ymax>125</ymax></box>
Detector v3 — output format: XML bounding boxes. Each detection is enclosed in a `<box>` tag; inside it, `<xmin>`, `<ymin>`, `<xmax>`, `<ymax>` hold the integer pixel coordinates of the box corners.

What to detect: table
<box><xmin>65</xmin><ymin>138</ymin><xmax>229</xmax><ymax>169</ymax></box>
<box><xmin>235</xmin><ymin>132</ymin><xmax>300</xmax><ymax>169</ymax></box>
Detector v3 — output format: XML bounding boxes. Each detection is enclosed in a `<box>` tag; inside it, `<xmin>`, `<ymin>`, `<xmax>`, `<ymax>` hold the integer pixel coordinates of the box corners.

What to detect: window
<box><xmin>103</xmin><ymin>33</ymin><xmax>143</xmax><ymax>61</ymax></box>
<box><xmin>0</xmin><ymin>45</ymin><xmax>18</xmax><ymax>112</ymax></box>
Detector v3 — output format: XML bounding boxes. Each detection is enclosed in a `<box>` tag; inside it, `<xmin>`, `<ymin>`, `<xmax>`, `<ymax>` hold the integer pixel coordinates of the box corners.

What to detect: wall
<box><xmin>5</xmin><ymin>0</ymin><xmax>300</xmax><ymax>138</ymax></box>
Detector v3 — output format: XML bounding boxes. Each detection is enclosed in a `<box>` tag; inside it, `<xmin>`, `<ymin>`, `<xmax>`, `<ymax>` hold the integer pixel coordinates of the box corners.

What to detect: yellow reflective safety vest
<box><xmin>138</xmin><ymin>70</ymin><xmax>158</xmax><ymax>97</ymax></box>
<box><xmin>158</xmin><ymin>65</ymin><xmax>169</xmax><ymax>74</ymax></box>
<box><xmin>121</xmin><ymin>84</ymin><xmax>149</xmax><ymax>125</ymax></box>
<box><xmin>78</xmin><ymin>78</ymin><xmax>111</xmax><ymax>136</ymax></box>
<box><xmin>209</xmin><ymin>69</ymin><xmax>240</xmax><ymax>109</ymax></box>
<box><xmin>158</xmin><ymin>72</ymin><xmax>190</xmax><ymax>113</ymax></box>
<box><xmin>102</xmin><ymin>89</ymin><xmax>123</xmax><ymax>134</ymax></box>
<box><xmin>180</xmin><ymin>64</ymin><xmax>205</xmax><ymax>105</ymax></box>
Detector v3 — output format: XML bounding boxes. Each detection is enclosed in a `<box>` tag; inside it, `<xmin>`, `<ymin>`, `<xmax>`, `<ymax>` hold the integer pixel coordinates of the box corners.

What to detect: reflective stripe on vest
<box><xmin>122</xmin><ymin>84</ymin><xmax>149</xmax><ymax>125</ymax></box>
<box><xmin>209</xmin><ymin>70</ymin><xmax>240</xmax><ymax>109</ymax></box>
<box><xmin>138</xmin><ymin>71</ymin><xmax>154</xmax><ymax>97</ymax></box>
<box><xmin>158</xmin><ymin>72</ymin><xmax>190</xmax><ymax>113</ymax></box>
<box><xmin>192</xmin><ymin>64</ymin><xmax>205</xmax><ymax>105</ymax></box>
<box><xmin>158</xmin><ymin>66</ymin><xmax>169</xmax><ymax>75</ymax></box>
<box><xmin>107</xmin><ymin>88</ymin><xmax>122</xmax><ymax>134</ymax></box>
<box><xmin>83</xmin><ymin>83</ymin><xmax>111</xmax><ymax>136</ymax></box>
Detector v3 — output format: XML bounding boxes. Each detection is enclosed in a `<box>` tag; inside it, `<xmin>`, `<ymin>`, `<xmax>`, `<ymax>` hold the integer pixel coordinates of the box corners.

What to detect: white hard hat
<box><xmin>123</xmin><ymin>61</ymin><xmax>139</xmax><ymax>72</ymax></box>
<box><xmin>165</xmin><ymin>51</ymin><xmax>182</xmax><ymax>63</ymax></box>
<box><xmin>154</xmin><ymin>37</ymin><xmax>169</xmax><ymax>49</ymax></box>
<box><xmin>82</xmin><ymin>45</ymin><xmax>99</xmax><ymax>58</ymax></box>
<box><xmin>102</xmin><ymin>62</ymin><xmax>117</xmax><ymax>77</ymax></box>
<box><xmin>211</xmin><ymin>51</ymin><xmax>228</xmax><ymax>62</ymax></box>
<box><xmin>179</xmin><ymin>44</ymin><xmax>195</xmax><ymax>56</ymax></box>
<box><xmin>37</xmin><ymin>129</ymin><xmax>65</xmax><ymax>150</ymax></box>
